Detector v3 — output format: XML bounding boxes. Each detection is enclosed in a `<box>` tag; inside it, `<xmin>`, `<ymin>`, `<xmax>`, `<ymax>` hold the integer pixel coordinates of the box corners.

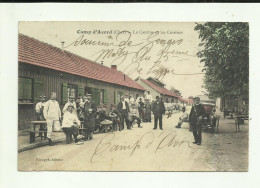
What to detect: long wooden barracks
<box><xmin>18</xmin><ymin>34</ymin><xmax>145</xmax><ymax>130</ymax></box>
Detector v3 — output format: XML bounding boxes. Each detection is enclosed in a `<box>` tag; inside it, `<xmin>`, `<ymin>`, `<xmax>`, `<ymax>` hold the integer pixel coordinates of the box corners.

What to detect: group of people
<box><xmin>35</xmin><ymin>91</ymin><xmax>207</xmax><ymax>146</ymax></box>
<box><xmin>117</xmin><ymin>95</ymin><xmax>166</xmax><ymax>130</ymax></box>
<box><xmin>34</xmin><ymin>92</ymin><xmax>167</xmax><ymax>146</ymax></box>
<box><xmin>35</xmin><ymin>92</ymin><xmax>97</xmax><ymax>146</ymax></box>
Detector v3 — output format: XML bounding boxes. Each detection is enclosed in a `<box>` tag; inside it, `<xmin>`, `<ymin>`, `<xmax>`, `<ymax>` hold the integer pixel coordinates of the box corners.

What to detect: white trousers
<box><xmin>46</xmin><ymin>120</ymin><xmax>61</xmax><ymax>139</ymax></box>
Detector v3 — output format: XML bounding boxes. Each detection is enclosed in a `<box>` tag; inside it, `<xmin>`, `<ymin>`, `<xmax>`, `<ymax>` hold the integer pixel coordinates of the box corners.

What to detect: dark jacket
<box><xmin>152</xmin><ymin>101</ymin><xmax>165</xmax><ymax>115</ymax></box>
<box><xmin>83</xmin><ymin>100</ymin><xmax>97</xmax><ymax>131</ymax></box>
<box><xmin>117</xmin><ymin>101</ymin><xmax>130</xmax><ymax>113</ymax></box>
<box><xmin>189</xmin><ymin>104</ymin><xmax>206</xmax><ymax>124</ymax></box>
<box><xmin>83</xmin><ymin>101</ymin><xmax>97</xmax><ymax>118</ymax></box>
<box><xmin>138</xmin><ymin>101</ymin><xmax>145</xmax><ymax>110</ymax></box>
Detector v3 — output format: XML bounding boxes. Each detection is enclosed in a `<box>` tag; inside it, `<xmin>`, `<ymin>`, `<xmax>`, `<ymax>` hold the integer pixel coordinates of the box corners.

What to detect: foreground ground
<box><xmin>18</xmin><ymin>108</ymin><xmax>248</xmax><ymax>171</ymax></box>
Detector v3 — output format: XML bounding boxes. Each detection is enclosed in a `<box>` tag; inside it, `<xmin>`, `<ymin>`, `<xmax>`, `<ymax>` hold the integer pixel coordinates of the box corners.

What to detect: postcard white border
<box><xmin>0</xmin><ymin>3</ymin><xmax>260</xmax><ymax>188</ymax></box>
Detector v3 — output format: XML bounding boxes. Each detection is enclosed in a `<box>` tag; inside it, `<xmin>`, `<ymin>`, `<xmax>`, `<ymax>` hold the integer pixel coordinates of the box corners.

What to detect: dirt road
<box><xmin>18</xmin><ymin>109</ymin><xmax>248</xmax><ymax>171</ymax></box>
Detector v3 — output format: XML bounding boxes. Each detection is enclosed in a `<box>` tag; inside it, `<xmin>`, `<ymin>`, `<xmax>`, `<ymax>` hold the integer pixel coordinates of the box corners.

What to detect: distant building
<box><xmin>178</xmin><ymin>97</ymin><xmax>192</xmax><ymax>105</ymax></box>
<box><xmin>18</xmin><ymin>34</ymin><xmax>145</xmax><ymax>130</ymax></box>
<box><xmin>195</xmin><ymin>95</ymin><xmax>216</xmax><ymax>104</ymax></box>
<box><xmin>135</xmin><ymin>77</ymin><xmax>179</xmax><ymax>103</ymax></box>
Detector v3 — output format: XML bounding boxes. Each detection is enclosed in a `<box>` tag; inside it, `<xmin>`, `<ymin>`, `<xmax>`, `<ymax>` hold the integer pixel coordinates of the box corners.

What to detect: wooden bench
<box><xmin>23</xmin><ymin>121</ymin><xmax>48</xmax><ymax>144</ymax></box>
<box><xmin>23</xmin><ymin>130</ymin><xmax>47</xmax><ymax>144</ymax></box>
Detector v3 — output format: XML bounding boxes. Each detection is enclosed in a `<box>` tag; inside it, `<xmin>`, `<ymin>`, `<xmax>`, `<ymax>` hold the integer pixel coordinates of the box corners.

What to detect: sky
<box><xmin>19</xmin><ymin>21</ymin><xmax>206</xmax><ymax>98</ymax></box>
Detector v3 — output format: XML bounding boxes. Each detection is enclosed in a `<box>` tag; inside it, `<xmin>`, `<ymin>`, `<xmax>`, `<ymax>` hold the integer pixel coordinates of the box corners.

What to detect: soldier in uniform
<box><xmin>152</xmin><ymin>96</ymin><xmax>165</xmax><ymax>130</ymax></box>
<box><xmin>43</xmin><ymin>92</ymin><xmax>62</xmax><ymax>146</ymax></box>
<box><xmin>35</xmin><ymin>95</ymin><xmax>46</xmax><ymax>137</ymax></box>
<box><xmin>117</xmin><ymin>95</ymin><xmax>130</xmax><ymax>130</ymax></box>
<box><xmin>189</xmin><ymin>97</ymin><xmax>206</xmax><ymax>145</ymax></box>
<box><xmin>138</xmin><ymin>98</ymin><xmax>145</xmax><ymax>121</ymax></box>
<box><xmin>83</xmin><ymin>94</ymin><xmax>97</xmax><ymax>141</ymax></box>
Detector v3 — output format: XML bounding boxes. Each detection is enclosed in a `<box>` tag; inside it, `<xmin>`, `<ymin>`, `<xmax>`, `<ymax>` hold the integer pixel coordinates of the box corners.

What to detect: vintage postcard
<box><xmin>17</xmin><ymin>21</ymin><xmax>249</xmax><ymax>171</ymax></box>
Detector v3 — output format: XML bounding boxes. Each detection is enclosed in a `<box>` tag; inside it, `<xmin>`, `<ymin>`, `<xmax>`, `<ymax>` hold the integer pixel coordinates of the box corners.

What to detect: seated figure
<box><xmin>129</xmin><ymin>104</ymin><xmax>142</xmax><ymax>128</ymax></box>
<box><xmin>62</xmin><ymin>104</ymin><xmax>83</xmax><ymax>145</ymax></box>
<box><xmin>175</xmin><ymin>107</ymin><xmax>189</xmax><ymax>128</ymax></box>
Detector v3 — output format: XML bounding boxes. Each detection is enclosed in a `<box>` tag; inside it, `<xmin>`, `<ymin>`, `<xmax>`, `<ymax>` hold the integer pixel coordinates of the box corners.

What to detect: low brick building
<box><xmin>135</xmin><ymin>77</ymin><xmax>179</xmax><ymax>103</ymax></box>
<box><xmin>18</xmin><ymin>34</ymin><xmax>145</xmax><ymax>130</ymax></box>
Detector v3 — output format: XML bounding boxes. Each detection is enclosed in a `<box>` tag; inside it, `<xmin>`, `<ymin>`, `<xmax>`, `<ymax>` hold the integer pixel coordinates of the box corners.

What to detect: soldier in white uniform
<box><xmin>62</xmin><ymin>104</ymin><xmax>83</xmax><ymax>145</ymax></box>
<box><xmin>43</xmin><ymin>92</ymin><xmax>62</xmax><ymax>146</ymax></box>
<box><xmin>35</xmin><ymin>95</ymin><xmax>46</xmax><ymax>120</ymax></box>
<box><xmin>35</xmin><ymin>95</ymin><xmax>46</xmax><ymax>137</ymax></box>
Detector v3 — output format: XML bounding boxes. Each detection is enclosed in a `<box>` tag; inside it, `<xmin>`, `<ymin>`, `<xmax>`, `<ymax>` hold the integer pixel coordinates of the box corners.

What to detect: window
<box><xmin>19</xmin><ymin>77</ymin><xmax>33</xmax><ymax>103</ymax></box>
<box><xmin>62</xmin><ymin>83</ymin><xmax>77</xmax><ymax>103</ymax></box>
<box><xmin>34</xmin><ymin>81</ymin><xmax>44</xmax><ymax>101</ymax></box>
<box><xmin>114</xmin><ymin>91</ymin><xmax>123</xmax><ymax>104</ymax></box>
<box><xmin>99</xmin><ymin>89</ymin><xmax>108</xmax><ymax>104</ymax></box>
<box><xmin>85</xmin><ymin>87</ymin><xmax>92</xmax><ymax>96</ymax></box>
<box><xmin>68</xmin><ymin>84</ymin><xmax>77</xmax><ymax>99</ymax></box>
<box><xmin>92</xmin><ymin>88</ymin><xmax>100</xmax><ymax>105</ymax></box>
<box><xmin>100</xmin><ymin>89</ymin><xmax>104</xmax><ymax>104</ymax></box>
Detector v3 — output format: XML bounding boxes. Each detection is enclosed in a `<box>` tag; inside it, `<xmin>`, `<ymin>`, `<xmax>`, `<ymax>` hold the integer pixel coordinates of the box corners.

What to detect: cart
<box><xmin>201</xmin><ymin>103</ymin><xmax>219</xmax><ymax>133</ymax></box>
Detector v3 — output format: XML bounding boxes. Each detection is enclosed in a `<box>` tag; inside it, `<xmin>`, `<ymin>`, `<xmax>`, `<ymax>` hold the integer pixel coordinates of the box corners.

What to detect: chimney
<box><xmin>111</xmin><ymin>65</ymin><xmax>117</xmax><ymax>70</ymax></box>
<box><xmin>61</xmin><ymin>41</ymin><xmax>65</xmax><ymax>51</ymax></box>
<box><xmin>101</xmin><ymin>61</ymin><xmax>104</xmax><ymax>65</ymax></box>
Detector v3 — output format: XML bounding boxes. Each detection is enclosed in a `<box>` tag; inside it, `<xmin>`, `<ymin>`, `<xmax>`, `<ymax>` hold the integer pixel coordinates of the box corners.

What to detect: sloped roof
<box><xmin>179</xmin><ymin>97</ymin><xmax>191</xmax><ymax>103</ymax></box>
<box><xmin>147</xmin><ymin>77</ymin><xmax>165</xmax><ymax>86</ymax></box>
<box><xmin>18</xmin><ymin>34</ymin><xmax>145</xmax><ymax>91</ymax></box>
<box><xmin>141</xmin><ymin>79</ymin><xmax>179</xmax><ymax>98</ymax></box>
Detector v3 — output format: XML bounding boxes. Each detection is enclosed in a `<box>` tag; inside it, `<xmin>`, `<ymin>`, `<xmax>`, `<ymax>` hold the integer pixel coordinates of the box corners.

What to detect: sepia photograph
<box><xmin>17</xmin><ymin>21</ymin><xmax>249</xmax><ymax>171</ymax></box>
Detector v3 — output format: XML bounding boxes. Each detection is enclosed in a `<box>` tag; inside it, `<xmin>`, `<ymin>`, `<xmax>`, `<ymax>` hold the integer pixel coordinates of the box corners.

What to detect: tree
<box><xmin>194</xmin><ymin>22</ymin><xmax>249</xmax><ymax>99</ymax></box>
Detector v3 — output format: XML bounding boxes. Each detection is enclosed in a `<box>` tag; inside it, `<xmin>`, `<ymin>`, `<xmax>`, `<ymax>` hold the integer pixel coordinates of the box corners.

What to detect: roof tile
<box><xmin>141</xmin><ymin>79</ymin><xmax>179</xmax><ymax>98</ymax></box>
<box><xmin>18</xmin><ymin>34</ymin><xmax>145</xmax><ymax>91</ymax></box>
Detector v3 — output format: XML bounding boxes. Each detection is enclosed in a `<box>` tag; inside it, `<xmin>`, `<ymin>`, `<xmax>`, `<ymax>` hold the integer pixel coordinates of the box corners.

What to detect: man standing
<box><xmin>138</xmin><ymin>98</ymin><xmax>145</xmax><ymax>121</ymax></box>
<box><xmin>43</xmin><ymin>92</ymin><xmax>62</xmax><ymax>146</ymax></box>
<box><xmin>117</xmin><ymin>95</ymin><xmax>130</xmax><ymax>130</ymax></box>
<box><xmin>35</xmin><ymin>95</ymin><xmax>46</xmax><ymax>120</ymax></box>
<box><xmin>35</xmin><ymin>95</ymin><xmax>46</xmax><ymax>137</ymax></box>
<box><xmin>152</xmin><ymin>96</ymin><xmax>165</xmax><ymax>130</ymax></box>
<box><xmin>83</xmin><ymin>94</ymin><xmax>97</xmax><ymax>141</ymax></box>
<box><xmin>189</xmin><ymin>97</ymin><xmax>206</xmax><ymax>145</ymax></box>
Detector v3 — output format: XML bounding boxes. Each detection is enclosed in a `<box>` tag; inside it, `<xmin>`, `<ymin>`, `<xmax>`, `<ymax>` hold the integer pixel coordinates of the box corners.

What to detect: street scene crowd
<box><xmin>35</xmin><ymin>91</ymin><xmax>216</xmax><ymax>147</ymax></box>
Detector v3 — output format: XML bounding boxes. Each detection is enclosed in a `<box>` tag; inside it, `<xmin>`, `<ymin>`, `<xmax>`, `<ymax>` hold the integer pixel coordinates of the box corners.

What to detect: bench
<box><xmin>23</xmin><ymin>130</ymin><xmax>47</xmax><ymax>144</ymax></box>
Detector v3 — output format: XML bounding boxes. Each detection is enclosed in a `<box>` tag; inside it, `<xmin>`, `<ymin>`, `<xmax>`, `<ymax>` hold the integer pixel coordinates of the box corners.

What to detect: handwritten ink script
<box><xmin>90</xmin><ymin>131</ymin><xmax>197</xmax><ymax>163</ymax></box>
<box><xmin>64</xmin><ymin>31</ymin><xmax>194</xmax><ymax>80</ymax></box>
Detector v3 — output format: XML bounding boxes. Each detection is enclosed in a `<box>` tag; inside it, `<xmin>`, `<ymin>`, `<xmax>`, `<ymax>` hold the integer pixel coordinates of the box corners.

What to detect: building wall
<box><xmin>18</xmin><ymin>63</ymin><xmax>144</xmax><ymax>130</ymax></box>
<box><xmin>136</xmin><ymin>78</ymin><xmax>178</xmax><ymax>103</ymax></box>
<box><xmin>136</xmin><ymin>79</ymin><xmax>160</xmax><ymax>101</ymax></box>
<box><xmin>161</xmin><ymin>95</ymin><xmax>178</xmax><ymax>103</ymax></box>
